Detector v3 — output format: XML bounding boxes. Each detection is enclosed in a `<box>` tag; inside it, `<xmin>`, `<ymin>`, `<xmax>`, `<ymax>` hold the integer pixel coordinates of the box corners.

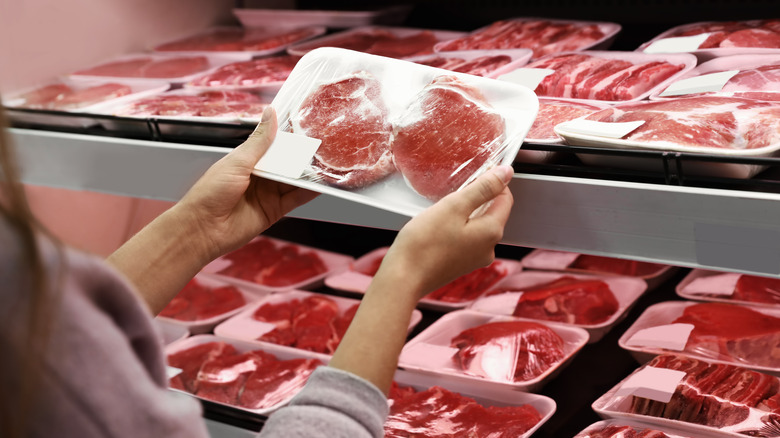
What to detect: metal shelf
<box><xmin>11</xmin><ymin>127</ymin><xmax>780</xmax><ymax>277</ymax></box>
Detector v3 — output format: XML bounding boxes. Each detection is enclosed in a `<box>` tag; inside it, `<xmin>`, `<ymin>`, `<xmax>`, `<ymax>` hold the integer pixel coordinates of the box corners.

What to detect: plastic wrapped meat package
<box><xmin>165</xmin><ymin>334</ymin><xmax>327</xmax><ymax>415</ymax></box>
<box><xmin>232</xmin><ymin>6</ymin><xmax>412</xmax><ymax>30</ymax></box>
<box><xmin>385</xmin><ymin>368</ymin><xmax>556</xmax><ymax>438</ymax></box>
<box><xmin>592</xmin><ymin>354</ymin><xmax>780</xmax><ymax>437</ymax></box>
<box><xmin>152</xmin><ymin>26</ymin><xmax>326</xmax><ymax>57</ymax></box>
<box><xmin>253</xmin><ymin>47</ymin><xmax>538</xmax><ymax>217</ymax></box>
<box><xmin>521</xmin><ymin>249</ymin><xmax>676</xmax><ymax>289</ymax></box>
<box><xmin>324</xmin><ymin>246</ymin><xmax>523</xmax><ymax>311</ymax></box>
<box><xmin>469</xmin><ymin>271</ymin><xmax>647</xmax><ymax>343</ymax></box>
<box><xmin>405</xmin><ymin>48</ymin><xmax>533</xmax><ymax>78</ymax></box>
<box><xmin>286</xmin><ymin>26</ymin><xmax>467</xmax><ymax>59</ymax></box>
<box><xmin>398</xmin><ymin>309</ymin><xmax>588</xmax><ymax>393</ymax></box>
<box><xmin>184</xmin><ymin>55</ymin><xmax>301</xmax><ymax>95</ymax></box>
<box><xmin>201</xmin><ymin>236</ymin><xmax>354</xmax><ymax>294</ymax></box>
<box><xmin>2</xmin><ymin>78</ymin><xmax>170</xmax><ymax>129</ymax></box>
<box><xmin>574</xmin><ymin>419</ymin><xmax>699</xmax><ymax>437</ymax></box>
<box><xmin>651</xmin><ymin>54</ymin><xmax>780</xmax><ymax>102</ymax></box>
<box><xmin>214</xmin><ymin>289</ymin><xmax>422</xmax><ymax>355</ymax></box>
<box><xmin>554</xmin><ymin>95</ymin><xmax>780</xmax><ymax>179</ymax></box>
<box><xmin>435</xmin><ymin>17</ymin><xmax>622</xmax><ymax>59</ymax></box>
<box><xmin>676</xmin><ymin>269</ymin><xmax>780</xmax><ymax>308</ymax></box>
<box><xmin>619</xmin><ymin>301</ymin><xmax>780</xmax><ymax>376</ymax></box>
<box><xmin>68</xmin><ymin>52</ymin><xmax>252</xmax><ymax>84</ymax></box>
<box><xmin>155</xmin><ymin>273</ymin><xmax>262</xmax><ymax>334</ymax></box>
<box><xmin>638</xmin><ymin>19</ymin><xmax>780</xmax><ymax>62</ymax></box>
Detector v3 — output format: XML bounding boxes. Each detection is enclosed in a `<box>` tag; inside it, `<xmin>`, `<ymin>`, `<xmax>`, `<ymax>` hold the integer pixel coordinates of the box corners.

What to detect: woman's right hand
<box><xmin>378</xmin><ymin>165</ymin><xmax>515</xmax><ymax>301</ymax></box>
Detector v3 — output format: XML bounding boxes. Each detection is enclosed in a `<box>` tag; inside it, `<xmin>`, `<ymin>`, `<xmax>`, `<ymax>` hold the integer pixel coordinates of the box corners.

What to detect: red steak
<box><xmin>510</xmin><ymin>276</ymin><xmax>619</xmax><ymax>325</ymax></box>
<box><xmin>393</xmin><ymin>75</ymin><xmax>505</xmax><ymax>201</ymax></box>
<box><xmin>159</xmin><ymin>278</ymin><xmax>245</xmax><ymax>321</ymax></box>
<box><xmin>733</xmin><ymin>274</ymin><xmax>780</xmax><ymax>305</ymax></box>
<box><xmin>290</xmin><ymin>71</ymin><xmax>395</xmax><ymax>189</ymax></box>
<box><xmin>570</xmin><ymin>254</ymin><xmax>666</xmax><ymax>277</ymax></box>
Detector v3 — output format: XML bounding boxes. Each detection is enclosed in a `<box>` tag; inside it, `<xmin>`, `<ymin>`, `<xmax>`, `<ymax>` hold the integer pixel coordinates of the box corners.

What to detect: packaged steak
<box><xmin>388</xmin><ymin>368</ymin><xmax>556</xmax><ymax>438</ymax></box>
<box><xmin>405</xmin><ymin>49</ymin><xmax>532</xmax><ymax>78</ymax></box>
<box><xmin>286</xmin><ymin>25</ymin><xmax>467</xmax><ymax>59</ymax></box>
<box><xmin>202</xmin><ymin>236</ymin><xmax>354</xmax><ymax>294</ymax></box>
<box><xmin>324</xmin><ymin>246</ymin><xmax>523</xmax><ymax>311</ymax></box>
<box><xmin>106</xmin><ymin>89</ymin><xmax>271</xmax><ymax>120</ymax></box>
<box><xmin>434</xmin><ymin>17</ymin><xmax>621</xmax><ymax>59</ymax></box>
<box><xmin>639</xmin><ymin>19</ymin><xmax>780</xmax><ymax>62</ymax></box>
<box><xmin>677</xmin><ymin>269</ymin><xmax>780</xmax><ymax>308</ymax></box>
<box><xmin>165</xmin><ymin>335</ymin><xmax>326</xmax><ymax>415</ymax></box>
<box><xmin>214</xmin><ymin>289</ymin><xmax>422</xmax><ymax>355</ymax></box>
<box><xmin>157</xmin><ymin>274</ymin><xmax>260</xmax><ymax>334</ymax></box>
<box><xmin>574</xmin><ymin>419</ymin><xmax>696</xmax><ymax>437</ymax></box>
<box><xmin>651</xmin><ymin>54</ymin><xmax>780</xmax><ymax>102</ymax></box>
<box><xmin>152</xmin><ymin>26</ymin><xmax>325</xmax><ymax>57</ymax></box>
<box><xmin>554</xmin><ymin>96</ymin><xmax>780</xmax><ymax>179</ymax></box>
<box><xmin>497</xmin><ymin>51</ymin><xmax>695</xmax><ymax>104</ymax></box>
<box><xmin>592</xmin><ymin>354</ymin><xmax>780</xmax><ymax>437</ymax></box>
<box><xmin>184</xmin><ymin>55</ymin><xmax>301</xmax><ymax>95</ymax></box>
<box><xmin>398</xmin><ymin>309</ymin><xmax>588</xmax><ymax>392</ymax></box>
<box><xmin>619</xmin><ymin>301</ymin><xmax>780</xmax><ymax>376</ymax></box>
<box><xmin>521</xmin><ymin>249</ymin><xmax>675</xmax><ymax>289</ymax></box>
<box><xmin>470</xmin><ymin>271</ymin><xmax>647</xmax><ymax>343</ymax></box>
<box><xmin>254</xmin><ymin>47</ymin><xmax>538</xmax><ymax>217</ymax></box>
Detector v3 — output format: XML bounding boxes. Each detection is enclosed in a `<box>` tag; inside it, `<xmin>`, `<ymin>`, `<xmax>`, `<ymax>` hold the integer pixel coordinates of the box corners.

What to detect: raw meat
<box><xmin>733</xmin><ymin>274</ymin><xmax>780</xmax><ymax>305</ymax></box>
<box><xmin>436</xmin><ymin>19</ymin><xmax>608</xmax><ymax>58</ymax></box>
<box><xmin>426</xmin><ymin>260</ymin><xmax>508</xmax><ymax>303</ymax></box>
<box><xmin>450</xmin><ymin>320</ymin><xmax>566</xmax><ymax>381</ymax></box>
<box><xmin>667</xmin><ymin>19</ymin><xmax>780</xmax><ymax>49</ymax></box>
<box><xmin>187</xmin><ymin>55</ymin><xmax>299</xmax><ymax>88</ymax></box>
<box><xmin>216</xmin><ymin>238</ymin><xmax>328</xmax><ymax>287</ymax></box>
<box><xmin>14</xmin><ymin>83</ymin><xmax>73</xmax><ymax>109</ymax></box>
<box><xmin>570</xmin><ymin>254</ymin><xmax>666</xmax><ymax>277</ymax></box>
<box><xmin>118</xmin><ymin>90</ymin><xmax>268</xmax><ymax>118</ymax></box>
<box><xmin>299</xmin><ymin>29</ymin><xmax>440</xmax><ymax>58</ymax></box>
<box><xmin>628</xmin><ymin>354</ymin><xmax>780</xmax><ymax>429</ymax></box>
<box><xmin>576</xmin><ymin>425</ymin><xmax>673</xmax><ymax>437</ymax></box>
<box><xmin>393</xmin><ymin>75</ymin><xmax>506</xmax><ymax>201</ymax></box>
<box><xmin>73</xmin><ymin>56</ymin><xmax>210</xmax><ymax>78</ymax></box>
<box><xmin>289</xmin><ymin>71</ymin><xmax>395</xmax><ymax>189</ymax></box>
<box><xmin>672</xmin><ymin>302</ymin><xmax>780</xmax><ymax>368</ymax></box>
<box><xmin>503</xmin><ymin>276</ymin><xmax>619</xmax><ymax>325</ymax></box>
<box><xmin>167</xmin><ymin>341</ymin><xmax>322</xmax><ymax>410</ymax></box>
<box><xmin>584</xmin><ymin>96</ymin><xmax>780</xmax><ymax>150</ymax></box>
<box><xmin>155</xmin><ymin>27</ymin><xmax>318</xmax><ymax>52</ymax></box>
<box><xmin>665</xmin><ymin>61</ymin><xmax>780</xmax><ymax>102</ymax></box>
<box><xmin>159</xmin><ymin>278</ymin><xmax>246</xmax><ymax>321</ymax></box>
<box><xmin>526</xmin><ymin>99</ymin><xmax>604</xmax><ymax>141</ymax></box>
<box><xmin>385</xmin><ymin>385</ymin><xmax>543</xmax><ymax>437</ymax></box>
<box><xmin>15</xmin><ymin>83</ymin><xmax>131</xmax><ymax>110</ymax></box>
<box><xmin>525</xmin><ymin>53</ymin><xmax>684</xmax><ymax>101</ymax></box>
<box><xmin>414</xmin><ymin>54</ymin><xmax>513</xmax><ymax>77</ymax></box>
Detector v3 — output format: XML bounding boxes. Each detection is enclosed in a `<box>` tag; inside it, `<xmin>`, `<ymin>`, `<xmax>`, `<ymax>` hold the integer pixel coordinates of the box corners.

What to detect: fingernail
<box><xmin>493</xmin><ymin>165</ymin><xmax>513</xmax><ymax>184</ymax></box>
<box><xmin>261</xmin><ymin>105</ymin><xmax>274</xmax><ymax>124</ymax></box>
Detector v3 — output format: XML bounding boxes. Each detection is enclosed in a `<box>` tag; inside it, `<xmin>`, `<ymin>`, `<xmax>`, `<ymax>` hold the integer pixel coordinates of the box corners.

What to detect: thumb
<box><xmin>231</xmin><ymin>106</ymin><xmax>278</xmax><ymax>168</ymax></box>
<box><xmin>448</xmin><ymin>165</ymin><xmax>514</xmax><ymax>215</ymax></box>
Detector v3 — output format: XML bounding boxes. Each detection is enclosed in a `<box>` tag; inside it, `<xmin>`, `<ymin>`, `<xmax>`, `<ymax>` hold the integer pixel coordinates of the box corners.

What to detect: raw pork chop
<box><xmin>290</xmin><ymin>71</ymin><xmax>395</xmax><ymax>189</ymax></box>
<box><xmin>414</xmin><ymin>55</ymin><xmax>512</xmax><ymax>77</ymax></box>
<box><xmin>393</xmin><ymin>75</ymin><xmax>505</xmax><ymax>201</ymax></box>
<box><xmin>187</xmin><ymin>56</ymin><xmax>298</xmax><ymax>88</ymax></box>
<box><xmin>450</xmin><ymin>320</ymin><xmax>565</xmax><ymax>381</ymax></box>
<box><xmin>526</xmin><ymin>99</ymin><xmax>604</xmax><ymax>141</ymax></box>
<box><xmin>666</xmin><ymin>19</ymin><xmax>780</xmax><ymax>49</ymax></box>
<box><xmin>508</xmin><ymin>276</ymin><xmax>619</xmax><ymax>325</ymax></box>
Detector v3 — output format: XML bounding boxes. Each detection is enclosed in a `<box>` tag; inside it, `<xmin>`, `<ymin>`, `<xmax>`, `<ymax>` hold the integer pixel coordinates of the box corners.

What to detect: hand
<box><xmin>378</xmin><ymin>164</ymin><xmax>514</xmax><ymax>300</ymax></box>
<box><xmin>174</xmin><ymin>106</ymin><xmax>319</xmax><ymax>261</ymax></box>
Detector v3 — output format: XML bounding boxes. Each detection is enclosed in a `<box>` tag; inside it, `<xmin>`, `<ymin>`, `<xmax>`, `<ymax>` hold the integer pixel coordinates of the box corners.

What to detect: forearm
<box><xmin>106</xmin><ymin>204</ymin><xmax>213</xmax><ymax>315</ymax></box>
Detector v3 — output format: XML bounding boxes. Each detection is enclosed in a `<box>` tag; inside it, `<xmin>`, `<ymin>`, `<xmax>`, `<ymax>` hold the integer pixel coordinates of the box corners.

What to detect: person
<box><xmin>0</xmin><ymin>104</ymin><xmax>514</xmax><ymax>438</ymax></box>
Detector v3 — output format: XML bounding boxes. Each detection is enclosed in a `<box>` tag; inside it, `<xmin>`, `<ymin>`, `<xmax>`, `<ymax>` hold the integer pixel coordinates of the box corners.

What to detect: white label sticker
<box><xmin>626</xmin><ymin>323</ymin><xmax>695</xmax><ymax>351</ymax></box>
<box><xmin>528</xmin><ymin>250</ymin><xmax>581</xmax><ymax>270</ymax></box>
<box><xmin>254</xmin><ymin>130</ymin><xmax>322</xmax><ymax>179</ymax></box>
<box><xmin>496</xmin><ymin>68</ymin><xmax>555</xmax><ymax>90</ymax></box>
<box><xmin>556</xmin><ymin>119</ymin><xmax>646</xmax><ymax>139</ymax></box>
<box><xmin>400</xmin><ymin>343</ymin><xmax>459</xmax><ymax>370</ymax></box>
<box><xmin>615</xmin><ymin>366</ymin><xmax>686</xmax><ymax>403</ymax></box>
<box><xmin>470</xmin><ymin>292</ymin><xmax>522</xmax><ymax>315</ymax></box>
<box><xmin>166</xmin><ymin>365</ymin><xmax>183</xmax><ymax>379</ymax></box>
<box><xmin>659</xmin><ymin>70</ymin><xmax>740</xmax><ymax>97</ymax></box>
<box><xmin>683</xmin><ymin>273</ymin><xmax>741</xmax><ymax>297</ymax></box>
<box><xmin>643</xmin><ymin>33</ymin><xmax>711</xmax><ymax>54</ymax></box>
<box><xmin>330</xmin><ymin>270</ymin><xmax>374</xmax><ymax>292</ymax></box>
<box><xmin>218</xmin><ymin>318</ymin><xmax>278</xmax><ymax>340</ymax></box>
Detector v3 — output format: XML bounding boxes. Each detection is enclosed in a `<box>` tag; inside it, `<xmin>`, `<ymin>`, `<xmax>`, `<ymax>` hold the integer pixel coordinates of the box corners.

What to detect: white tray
<box><xmin>398</xmin><ymin>309</ymin><xmax>588</xmax><ymax>393</ymax></box>
<box><xmin>469</xmin><ymin>271</ymin><xmax>647</xmax><ymax>343</ymax></box>
<box><xmin>213</xmin><ymin>289</ymin><xmax>423</xmax><ymax>355</ymax></box>
<box><xmin>676</xmin><ymin>268</ymin><xmax>780</xmax><ymax>309</ymax></box>
<box><xmin>233</xmin><ymin>6</ymin><xmax>412</xmax><ymax>30</ymax></box>
<box><xmin>154</xmin><ymin>318</ymin><xmax>190</xmax><ymax>346</ymax></box>
<box><xmin>152</xmin><ymin>26</ymin><xmax>326</xmax><ymax>58</ymax></box>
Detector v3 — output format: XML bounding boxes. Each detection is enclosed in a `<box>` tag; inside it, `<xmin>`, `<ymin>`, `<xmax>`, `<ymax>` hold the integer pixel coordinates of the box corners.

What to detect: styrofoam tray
<box><xmin>637</xmin><ymin>19</ymin><xmax>780</xmax><ymax>62</ymax></box>
<box><xmin>391</xmin><ymin>368</ymin><xmax>556</xmax><ymax>438</ymax></box>
<box><xmin>214</xmin><ymin>289</ymin><xmax>423</xmax><ymax>355</ymax></box>
<box><xmin>574</xmin><ymin>419</ymin><xmax>698</xmax><ymax>438</ymax></box>
<box><xmin>521</xmin><ymin>249</ymin><xmax>677</xmax><ymax>290</ymax></box>
<box><xmin>676</xmin><ymin>268</ymin><xmax>780</xmax><ymax>309</ymax></box>
<box><xmin>650</xmin><ymin>54</ymin><xmax>780</xmax><ymax>101</ymax></box>
<box><xmin>165</xmin><ymin>334</ymin><xmax>329</xmax><ymax>416</ymax></box>
<box><xmin>286</xmin><ymin>26</ymin><xmax>467</xmax><ymax>59</ymax></box>
<box><xmin>154</xmin><ymin>318</ymin><xmax>190</xmax><ymax>346</ymax></box>
<box><xmin>202</xmin><ymin>236</ymin><xmax>354</xmax><ymax>294</ymax></box>
<box><xmin>156</xmin><ymin>273</ymin><xmax>267</xmax><ymax>335</ymax></box>
<box><xmin>69</xmin><ymin>52</ymin><xmax>252</xmax><ymax>84</ymax></box>
<box><xmin>152</xmin><ymin>26</ymin><xmax>326</xmax><ymax>58</ymax></box>
<box><xmin>469</xmin><ymin>271</ymin><xmax>647</xmax><ymax>343</ymax></box>
<box><xmin>398</xmin><ymin>309</ymin><xmax>589</xmax><ymax>393</ymax></box>
<box><xmin>324</xmin><ymin>247</ymin><xmax>524</xmax><ymax>312</ymax></box>
<box><xmin>233</xmin><ymin>6</ymin><xmax>412</xmax><ymax>30</ymax></box>
<box><xmin>434</xmin><ymin>17</ymin><xmax>622</xmax><ymax>59</ymax></box>
<box><xmin>405</xmin><ymin>48</ymin><xmax>533</xmax><ymax>77</ymax></box>
<box><xmin>618</xmin><ymin>300</ymin><xmax>780</xmax><ymax>376</ymax></box>
<box><xmin>253</xmin><ymin>47</ymin><xmax>538</xmax><ymax>217</ymax></box>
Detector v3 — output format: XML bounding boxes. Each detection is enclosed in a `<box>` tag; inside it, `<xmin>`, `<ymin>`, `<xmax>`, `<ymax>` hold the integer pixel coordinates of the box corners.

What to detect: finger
<box><xmin>446</xmin><ymin>165</ymin><xmax>514</xmax><ymax>215</ymax></box>
<box><xmin>230</xmin><ymin>106</ymin><xmax>279</xmax><ymax>169</ymax></box>
<box><xmin>279</xmin><ymin>187</ymin><xmax>321</xmax><ymax>215</ymax></box>
<box><xmin>470</xmin><ymin>186</ymin><xmax>513</xmax><ymax>232</ymax></box>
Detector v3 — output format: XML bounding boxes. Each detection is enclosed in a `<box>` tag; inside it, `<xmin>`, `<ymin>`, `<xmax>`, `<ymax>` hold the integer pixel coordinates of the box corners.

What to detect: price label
<box><xmin>497</xmin><ymin>68</ymin><xmax>555</xmax><ymax>90</ymax></box>
<box><xmin>643</xmin><ymin>33</ymin><xmax>711</xmax><ymax>54</ymax></box>
<box><xmin>626</xmin><ymin>323</ymin><xmax>694</xmax><ymax>351</ymax></box>
<box><xmin>400</xmin><ymin>343</ymin><xmax>459</xmax><ymax>370</ymax></box>
<box><xmin>255</xmin><ymin>130</ymin><xmax>322</xmax><ymax>179</ymax></box>
<box><xmin>556</xmin><ymin>119</ymin><xmax>645</xmax><ymax>139</ymax></box>
<box><xmin>616</xmin><ymin>366</ymin><xmax>686</xmax><ymax>403</ymax></box>
<box><xmin>659</xmin><ymin>70</ymin><xmax>740</xmax><ymax>97</ymax></box>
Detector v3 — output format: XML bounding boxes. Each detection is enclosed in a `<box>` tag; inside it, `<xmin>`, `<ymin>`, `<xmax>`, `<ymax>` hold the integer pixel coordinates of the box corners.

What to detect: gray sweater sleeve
<box><xmin>258</xmin><ymin>366</ymin><xmax>390</xmax><ymax>438</ymax></box>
